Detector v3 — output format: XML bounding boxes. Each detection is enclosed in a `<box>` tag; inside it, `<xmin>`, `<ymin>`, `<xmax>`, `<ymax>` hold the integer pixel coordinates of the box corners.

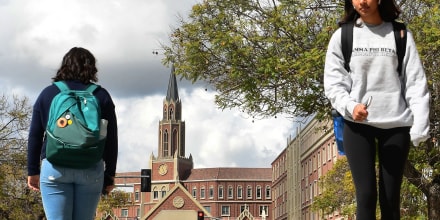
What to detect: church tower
<box><xmin>150</xmin><ymin>66</ymin><xmax>193</xmax><ymax>185</ymax></box>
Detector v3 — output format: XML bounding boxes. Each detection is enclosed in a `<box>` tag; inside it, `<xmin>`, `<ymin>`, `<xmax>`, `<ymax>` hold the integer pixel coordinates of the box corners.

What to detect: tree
<box><xmin>0</xmin><ymin>94</ymin><xmax>45</xmax><ymax>219</ymax></box>
<box><xmin>162</xmin><ymin>0</ymin><xmax>440</xmax><ymax>218</ymax></box>
<box><xmin>163</xmin><ymin>0</ymin><xmax>339</xmax><ymax>119</ymax></box>
<box><xmin>311</xmin><ymin>157</ymin><xmax>356</xmax><ymax>219</ymax></box>
<box><xmin>96</xmin><ymin>190</ymin><xmax>132</xmax><ymax>220</ymax></box>
<box><xmin>399</xmin><ymin>1</ymin><xmax>440</xmax><ymax>218</ymax></box>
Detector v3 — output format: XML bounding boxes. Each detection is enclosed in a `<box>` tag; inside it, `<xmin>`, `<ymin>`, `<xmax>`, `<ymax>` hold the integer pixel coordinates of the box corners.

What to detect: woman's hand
<box><xmin>27</xmin><ymin>175</ymin><xmax>40</xmax><ymax>191</ymax></box>
<box><xmin>352</xmin><ymin>104</ymin><xmax>369</xmax><ymax>121</ymax></box>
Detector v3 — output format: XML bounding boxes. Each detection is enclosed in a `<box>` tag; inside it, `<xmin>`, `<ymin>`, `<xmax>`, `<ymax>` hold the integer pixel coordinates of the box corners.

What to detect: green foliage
<box><xmin>163</xmin><ymin>0</ymin><xmax>342</xmax><ymax>119</ymax></box>
<box><xmin>96</xmin><ymin>190</ymin><xmax>132</xmax><ymax>219</ymax></box>
<box><xmin>401</xmin><ymin>178</ymin><xmax>428</xmax><ymax>219</ymax></box>
<box><xmin>0</xmin><ymin>94</ymin><xmax>45</xmax><ymax>219</ymax></box>
<box><xmin>311</xmin><ymin>157</ymin><xmax>355</xmax><ymax>218</ymax></box>
<box><xmin>401</xmin><ymin>1</ymin><xmax>440</xmax><ymax>218</ymax></box>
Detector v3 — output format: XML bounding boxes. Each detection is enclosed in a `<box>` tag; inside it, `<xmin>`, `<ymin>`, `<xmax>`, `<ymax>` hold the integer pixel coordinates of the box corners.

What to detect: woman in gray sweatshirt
<box><xmin>324</xmin><ymin>0</ymin><xmax>430</xmax><ymax>219</ymax></box>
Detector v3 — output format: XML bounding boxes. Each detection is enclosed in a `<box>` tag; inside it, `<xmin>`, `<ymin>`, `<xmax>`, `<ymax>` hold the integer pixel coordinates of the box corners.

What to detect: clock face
<box><xmin>158</xmin><ymin>164</ymin><xmax>168</xmax><ymax>175</ymax></box>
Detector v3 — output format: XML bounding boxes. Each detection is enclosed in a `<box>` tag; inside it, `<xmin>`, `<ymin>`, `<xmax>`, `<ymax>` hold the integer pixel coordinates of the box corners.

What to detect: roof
<box><xmin>166</xmin><ymin>65</ymin><xmax>179</xmax><ymax>101</ymax></box>
<box><xmin>142</xmin><ymin>182</ymin><xmax>211</xmax><ymax>220</ymax></box>
<box><xmin>184</xmin><ymin>167</ymin><xmax>272</xmax><ymax>181</ymax></box>
<box><xmin>114</xmin><ymin>171</ymin><xmax>141</xmax><ymax>185</ymax></box>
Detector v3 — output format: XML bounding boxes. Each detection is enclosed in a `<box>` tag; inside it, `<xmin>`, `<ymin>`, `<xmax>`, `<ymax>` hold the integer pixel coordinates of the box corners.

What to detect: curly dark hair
<box><xmin>339</xmin><ymin>0</ymin><xmax>401</xmax><ymax>26</ymax></box>
<box><xmin>52</xmin><ymin>47</ymin><xmax>98</xmax><ymax>83</ymax></box>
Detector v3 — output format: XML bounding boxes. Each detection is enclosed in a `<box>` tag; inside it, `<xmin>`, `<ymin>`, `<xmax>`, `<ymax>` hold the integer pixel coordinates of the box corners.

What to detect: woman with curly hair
<box><xmin>27</xmin><ymin>47</ymin><xmax>118</xmax><ymax>220</ymax></box>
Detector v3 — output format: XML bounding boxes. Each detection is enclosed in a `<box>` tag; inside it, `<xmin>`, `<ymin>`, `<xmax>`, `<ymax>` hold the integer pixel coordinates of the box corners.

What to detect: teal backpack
<box><xmin>45</xmin><ymin>81</ymin><xmax>106</xmax><ymax>168</ymax></box>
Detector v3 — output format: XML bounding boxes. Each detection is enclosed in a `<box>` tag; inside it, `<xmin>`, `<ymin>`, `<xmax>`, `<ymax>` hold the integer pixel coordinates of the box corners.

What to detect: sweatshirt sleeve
<box><xmin>403</xmin><ymin>31</ymin><xmax>430</xmax><ymax>146</ymax></box>
<box><xmin>98</xmin><ymin>88</ymin><xmax>118</xmax><ymax>177</ymax></box>
<box><xmin>324</xmin><ymin>28</ymin><xmax>358</xmax><ymax>117</ymax></box>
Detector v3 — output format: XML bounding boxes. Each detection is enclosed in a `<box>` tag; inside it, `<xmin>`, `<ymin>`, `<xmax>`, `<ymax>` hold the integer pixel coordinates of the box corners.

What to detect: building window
<box><xmin>161</xmin><ymin>186</ymin><xmax>167</xmax><ymax>198</ymax></box>
<box><xmin>247</xmin><ymin>185</ymin><xmax>252</xmax><ymax>199</ymax></box>
<box><xmin>218</xmin><ymin>185</ymin><xmax>224</xmax><ymax>199</ymax></box>
<box><xmin>313</xmin><ymin>155</ymin><xmax>317</xmax><ymax>171</ymax></box>
<box><xmin>172</xmin><ymin>129</ymin><xmax>178</xmax><ymax>154</ymax></box>
<box><xmin>221</xmin><ymin>206</ymin><xmax>230</xmax><ymax>216</ymax></box>
<box><xmin>135</xmin><ymin>191</ymin><xmax>139</xmax><ymax>201</ymax></box>
<box><xmin>163</xmin><ymin>130</ymin><xmax>169</xmax><ymax>156</ymax></box>
<box><xmin>256</xmin><ymin>186</ymin><xmax>262</xmax><ymax>199</ymax></box>
<box><xmin>265</xmin><ymin>186</ymin><xmax>271</xmax><ymax>199</ymax></box>
<box><xmin>237</xmin><ymin>185</ymin><xmax>243</xmax><ymax>199</ymax></box>
<box><xmin>201</xmin><ymin>187</ymin><xmax>206</xmax><ymax>199</ymax></box>
<box><xmin>121</xmin><ymin>209</ymin><xmax>128</xmax><ymax>217</ymax></box>
<box><xmin>163</xmin><ymin>106</ymin><xmax>167</xmax><ymax>119</ymax></box>
<box><xmin>260</xmin><ymin>205</ymin><xmax>269</xmax><ymax>217</ymax></box>
<box><xmin>136</xmin><ymin>208</ymin><xmax>140</xmax><ymax>217</ymax></box>
<box><xmin>240</xmin><ymin>205</ymin><xmax>246</xmax><ymax>212</ymax></box>
<box><xmin>192</xmin><ymin>187</ymin><xmax>197</xmax><ymax>198</ymax></box>
<box><xmin>153</xmin><ymin>187</ymin><xmax>158</xmax><ymax>200</ymax></box>
<box><xmin>169</xmin><ymin>107</ymin><xmax>174</xmax><ymax>120</ymax></box>
<box><xmin>327</xmin><ymin>144</ymin><xmax>332</xmax><ymax>161</ymax></box>
<box><xmin>317</xmin><ymin>152</ymin><xmax>321</xmax><ymax>168</ymax></box>
<box><xmin>301</xmin><ymin>164</ymin><xmax>304</xmax><ymax>180</ymax></box>
<box><xmin>209</xmin><ymin>186</ymin><xmax>214</xmax><ymax>198</ymax></box>
<box><xmin>204</xmin><ymin>206</ymin><xmax>211</xmax><ymax>213</ymax></box>
<box><xmin>228</xmin><ymin>185</ymin><xmax>233</xmax><ymax>199</ymax></box>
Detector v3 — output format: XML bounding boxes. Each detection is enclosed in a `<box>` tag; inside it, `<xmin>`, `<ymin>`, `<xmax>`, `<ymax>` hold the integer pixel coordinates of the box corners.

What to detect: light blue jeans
<box><xmin>40</xmin><ymin>159</ymin><xmax>104</xmax><ymax>220</ymax></box>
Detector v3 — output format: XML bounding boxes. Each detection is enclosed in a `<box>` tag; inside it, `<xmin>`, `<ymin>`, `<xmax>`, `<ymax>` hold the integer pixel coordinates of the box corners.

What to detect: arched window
<box><xmin>169</xmin><ymin>107</ymin><xmax>174</xmax><ymax>120</ymax></box>
<box><xmin>172</xmin><ymin>129</ymin><xmax>178</xmax><ymax>155</ymax></box>
<box><xmin>163</xmin><ymin>105</ymin><xmax>167</xmax><ymax>119</ymax></box>
<box><xmin>265</xmin><ymin>185</ymin><xmax>271</xmax><ymax>199</ymax></box>
<box><xmin>163</xmin><ymin>130</ymin><xmax>169</xmax><ymax>156</ymax></box>
<box><xmin>218</xmin><ymin>185</ymin><xmax>224</xmax><ymax>199</ymax></box>
<box><xmin>228</xmin><ymin>185</ymin><xmax>233</xmax><ymax>199</ymax></box>
<box><xmin>247</xmin><ymin>185</ymin><xmax>252</xmax><ymax>199</ymax></box>
<box><xmin>256</xmin><ymin>185</ymin><xmax>262</xmax><ymax>199</ymax></box>
<box><xmin>153</xmin><ymin>186</ymin><xmax>158</xmax><ymax>200</ymax></box>
<box><xmin>161</xmin><ymin>186</ymin><xmax>167</xmax><ymax>198</ymax></box>
<box><xmin>200</xmin><ymin>186</ymin><xmax>206</xmax><ymax>199</ymax></box>
<box><xmin>192</xmin><ymin>186</ymin><xmax>197</xmax><ymax>198</ymax></box>
<box><xmin>237</xmin><ymin>185</ymin><xmax>243</xmax><ymax>199</ymax></box>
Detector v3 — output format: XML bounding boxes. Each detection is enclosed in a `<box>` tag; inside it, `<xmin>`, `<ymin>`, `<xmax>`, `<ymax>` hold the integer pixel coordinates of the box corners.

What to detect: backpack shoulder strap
<box><xmin>392</xmin><ymin>21</ymin><xmax>407</xmax><ymax>76</ymax></box>
<box><xmin>53</xmin><ymin>81</ymin><xmax>70</xmax><ymax>91</ymax></box>
<box><xmin>341</xmin><ymin>21</ymin><xmax>354</xmax><ymax>72</ymax></box>
<box><xmin>86</xmin><ymin>83</ymin><xmax>100</xmax><ymax>93</ymax></box>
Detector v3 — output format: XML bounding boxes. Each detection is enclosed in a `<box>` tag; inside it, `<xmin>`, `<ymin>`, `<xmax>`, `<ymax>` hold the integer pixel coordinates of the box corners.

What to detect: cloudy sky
<box><xmin>1</xmin><ymin>0</ymin><xmax>301</xmax><ymax>172</ymax></box>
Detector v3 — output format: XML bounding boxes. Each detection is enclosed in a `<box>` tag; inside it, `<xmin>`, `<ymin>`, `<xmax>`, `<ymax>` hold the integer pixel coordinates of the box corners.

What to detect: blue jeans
<box><xmin>40</xmin><ymin>159</ymin><xmax>104</xmax><ymax>220</ymax></box>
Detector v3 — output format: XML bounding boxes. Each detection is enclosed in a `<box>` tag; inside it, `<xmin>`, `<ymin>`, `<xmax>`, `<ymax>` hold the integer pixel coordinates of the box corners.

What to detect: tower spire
<box><xmin>166</xmin><ymin>65</ymin><xmax>179</xmax><ymax>101</ymax></box>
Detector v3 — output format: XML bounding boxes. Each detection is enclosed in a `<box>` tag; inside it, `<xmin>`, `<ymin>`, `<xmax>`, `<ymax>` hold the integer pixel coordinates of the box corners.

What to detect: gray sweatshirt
<box><xmin>324</xmin><ymin>21</ymin><xmax>430</xmax><ymax>146</ymax></box>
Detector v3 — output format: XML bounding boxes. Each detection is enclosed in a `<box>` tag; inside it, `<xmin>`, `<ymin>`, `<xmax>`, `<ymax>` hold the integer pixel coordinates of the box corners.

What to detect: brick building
<box><xmin>272</xmin><ymin>119</ymin><xmax>345</xmax><ymax>220</ymax></box>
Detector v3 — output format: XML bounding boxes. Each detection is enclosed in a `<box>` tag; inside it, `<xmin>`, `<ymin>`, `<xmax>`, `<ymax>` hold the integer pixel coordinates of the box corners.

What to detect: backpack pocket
<box><xmin>52</xmin><ymin>111</ymin><xmax>99</xmax><ymax>145</ymax></box>
<box><xmin>46</xmin><ymin>133</ymin><xmax>106</xmax><ymax>169</ymax></box>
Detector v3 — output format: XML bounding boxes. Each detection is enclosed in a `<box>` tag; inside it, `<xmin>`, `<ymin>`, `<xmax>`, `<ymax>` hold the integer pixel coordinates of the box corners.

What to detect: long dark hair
<box><xmin>52</xmin><ymin>47</ymin><xmax>98</xmax><ymax>83</ymax></box>
<box><xmin>339</xmin><ymin>0</ymin><xmax>401</xmax><ymax>26</ymax></box>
